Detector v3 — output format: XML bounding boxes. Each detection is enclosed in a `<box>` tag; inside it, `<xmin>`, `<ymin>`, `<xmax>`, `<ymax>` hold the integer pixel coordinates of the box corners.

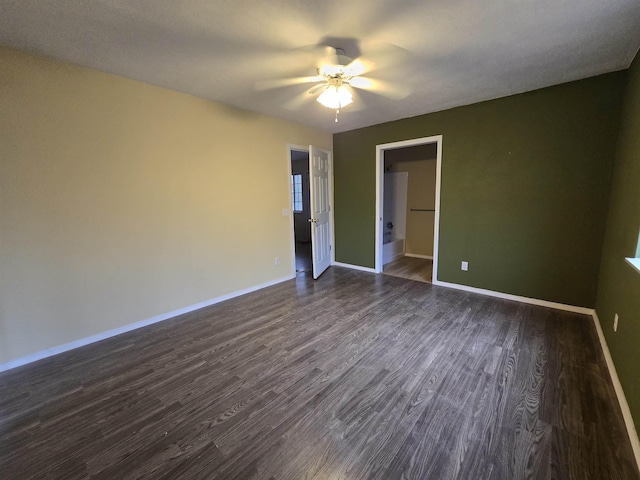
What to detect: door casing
<box><xmin>287</xmin><ymin>144</ymin><xmax>335</xmax><ymax>278</ymax></box>
<box><xmin>375</xmin><ymin>135</ymin><xmax>443</xmax><ymax>280</ymax></box>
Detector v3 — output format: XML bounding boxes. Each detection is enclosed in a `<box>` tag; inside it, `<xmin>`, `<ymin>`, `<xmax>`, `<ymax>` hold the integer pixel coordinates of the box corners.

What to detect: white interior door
<box><xmin>309</xmin><ymin>146</ymin><xmax>332</xmax><ymax>279</ymax></box>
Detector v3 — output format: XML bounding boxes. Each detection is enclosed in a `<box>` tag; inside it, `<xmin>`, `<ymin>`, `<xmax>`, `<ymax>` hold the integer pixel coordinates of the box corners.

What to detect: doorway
<box><xmin>288</xmin><ymin>145</ymin><xmax>335</xmax><ymax>279</ymax></box>
<box><xmin>375</xmin><ymin>136</ymin><xmax>442</xmax><ymax>283</ymax></box>
<box><xmin>290</xmin><ymin>148</ymin><xmax>312</xmax><ymax>273</ymax></box>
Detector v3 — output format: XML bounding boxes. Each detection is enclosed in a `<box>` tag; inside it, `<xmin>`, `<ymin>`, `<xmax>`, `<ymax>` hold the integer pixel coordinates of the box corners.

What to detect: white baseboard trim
<box><xmin>432</xmin><ymin>280</ymin><xmax>594</xmax><ymax>315</ymax></box>
<box><xmin>405</xmin><ymin>253</ymin><xmax>433</xmax><ymax>260</ymax></box>
<box><xmin>0</xmin><ymin>274</ymin><xmax>295</xmax><ymax>373</ymax></box>
<box><xmin>592</xmin><ymin>311</ymin><xmax>640</xmax><ymax>470</ymax></box>
<box><xmin>332</xmin><ymin>261</ymin><xmax>377</xmax><ymax>274</ymax></box>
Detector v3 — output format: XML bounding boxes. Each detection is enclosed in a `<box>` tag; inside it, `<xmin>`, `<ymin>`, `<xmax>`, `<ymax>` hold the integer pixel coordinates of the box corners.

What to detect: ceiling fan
<box><xmin>256</xmin><ymin>45</ymin><xmax>412</xmax><ymax>122</ymax></box>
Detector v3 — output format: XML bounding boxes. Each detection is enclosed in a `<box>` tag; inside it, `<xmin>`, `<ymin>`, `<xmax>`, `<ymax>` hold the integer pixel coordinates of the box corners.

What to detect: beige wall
<box><xmin>387</xmin><ymin>158</ymin><xmax>437</xmax><ymax>257</ymax></box>
<box><xmin>0</xmin><ymin>46</ymin><xmax>331</xmax><ymax>365</ymax></box>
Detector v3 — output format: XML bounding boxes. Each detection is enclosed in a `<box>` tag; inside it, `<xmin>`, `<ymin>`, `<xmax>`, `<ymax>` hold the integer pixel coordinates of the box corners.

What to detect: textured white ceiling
<box><xmin>1</xmin><ymin>0</ymin><xmax>639</xmax><ymax>133</ymax></box>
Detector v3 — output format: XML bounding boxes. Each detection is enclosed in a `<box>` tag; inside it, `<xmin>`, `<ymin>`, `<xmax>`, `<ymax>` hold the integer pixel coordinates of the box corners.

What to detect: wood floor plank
<box><xmin>0</xmin><ymin>267</ymin><xmax>638</xmax><ymax>480</ymax></box>
<box><xmin>383</xmin><ymin>256</ymin><xmax>433</xmax><ymax>283</ymax></box>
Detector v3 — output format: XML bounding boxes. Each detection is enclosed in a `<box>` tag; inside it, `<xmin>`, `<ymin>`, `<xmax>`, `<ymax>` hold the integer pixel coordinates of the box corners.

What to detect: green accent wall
<box><xmin>596</xmin><ymin>51</ymin><xmax>640</xmax><ymax>433</ymax></box>
<box><xmin>334</xmin><ymin>73</ymin><xmax>626</xmax><ymax>307</ymax></box>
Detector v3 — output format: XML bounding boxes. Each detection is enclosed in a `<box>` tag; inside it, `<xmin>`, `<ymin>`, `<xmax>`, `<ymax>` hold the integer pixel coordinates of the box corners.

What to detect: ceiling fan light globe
<box><xmin>317</xmin><ymin>85</ymin><xmax>353</xmax><ymax>109</ymax></box>
<box><xmin>337</xmin><ymin>86</ymin><xmax>353</xmax><ymax>107</ymax></box>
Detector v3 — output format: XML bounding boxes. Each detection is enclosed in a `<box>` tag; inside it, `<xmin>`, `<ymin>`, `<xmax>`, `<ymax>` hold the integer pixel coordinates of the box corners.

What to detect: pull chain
<box><xmin>335</xmin><ymin>108</ymin><xmax>340</xmax><ymax>123</ymax></box>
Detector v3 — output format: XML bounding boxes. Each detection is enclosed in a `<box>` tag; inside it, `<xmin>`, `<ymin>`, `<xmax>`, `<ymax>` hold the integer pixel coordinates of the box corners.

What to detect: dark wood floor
<box><xmin>384</xmin><ymin>256</ymin><xmax>433</xmax><ymax>283</ymax></box>
<box><xmin>1</xmin><ymin>267</ymin><xmax>638</xmax><ymax>479</ymax></box>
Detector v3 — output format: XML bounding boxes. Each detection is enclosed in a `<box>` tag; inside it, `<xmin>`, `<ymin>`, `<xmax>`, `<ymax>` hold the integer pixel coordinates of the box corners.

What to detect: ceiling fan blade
<box><xmin>358</xmin><ymin>42</ymin><xmax>411</xmax><ymax>75</ymax></box>
<box><xmin>307</xmin><ymin>83</ymin><xmax>329</xmax><ymax>95</ymax></box>
<box><xmin>342</xmin><ymin>87</ymin><xmax>367</xmax><ymax>112</ymax></box>
<box><xmin>346</xmin><ymin>76</ymin><xmax>374</xmax><ymax>89</ymax></box>
<box><xmin>342</xmin><ymin>59</ymin><xmax>368</xmax><ymax>77</ymax></box>
<box><xmin>255</xmin><ymin>75</ymin><xmax>324</xmax><ymax>91</ymax></box>
<box><xmin>347</xmin><ymin>76</ymin><xmax>413</xmax><ymax>100</ymax></box>
<box><xmin>283</xmin><ymin>90</ymin><xmax>315</xmax><ymax>110</ymax></box>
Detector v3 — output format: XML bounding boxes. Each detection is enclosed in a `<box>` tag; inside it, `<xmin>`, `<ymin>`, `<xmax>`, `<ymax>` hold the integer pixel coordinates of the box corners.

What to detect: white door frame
<box><xmin>375</xmin><ymin>135</ymin><xmax>443</xmax><ymax>281</ymax></box>
<box><xmin>287</xmin><ymin>144</ymin><xmax>335</xmax><ymax>277</ymax></box>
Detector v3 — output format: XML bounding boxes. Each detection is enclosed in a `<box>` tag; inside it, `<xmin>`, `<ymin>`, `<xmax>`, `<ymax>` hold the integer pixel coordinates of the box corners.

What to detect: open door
<box><xmin>309</xmin><ymin>145</ymin><xmax>332</xmax><ymax>279</ymax></box>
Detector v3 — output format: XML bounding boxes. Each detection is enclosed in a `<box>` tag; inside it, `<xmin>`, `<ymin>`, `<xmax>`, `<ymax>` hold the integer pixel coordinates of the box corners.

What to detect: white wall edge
<box><xmin>625</xmin><ymin>257</ymin><xmax>640</xmax><ymax>274</ymax></box>
<box><xmin>405</xmin><ymin>253</ymin><xmax>433</xmax><ymax>260</ymax></box>
<box><xmin>592</xmin><ymin>311</ymin><xmax>640</xmax><ymax>470</ymax></box>
<box><xmin>432</xmin><ymin>280</ymin><xmax>594</xmax><ymax>315</ymax></box>
<box><xmin>0</xmin><ymin>274</ymin><xmax>296</xmax><ymax>373</ymax></box>
<box><xmin>332</xmin><ymin>262</ymin><xmax>377</xmax><ymax>274</ymax></box>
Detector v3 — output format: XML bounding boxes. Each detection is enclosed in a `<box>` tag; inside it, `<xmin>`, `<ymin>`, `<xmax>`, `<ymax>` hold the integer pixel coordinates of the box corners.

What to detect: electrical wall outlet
<box><xmin>614</xmin><ymin>313</ymin><xmax>619</xmax><ymax>332</ymax></box>
<box><xmin>275</xmin><ymin>257</ymin><xmax>280</xmax><ymax>266</ymax></box>
<box><xmin>461</xmin><ymin>261</ymin><xmax>469</xmax><ymax>271</ymax></box>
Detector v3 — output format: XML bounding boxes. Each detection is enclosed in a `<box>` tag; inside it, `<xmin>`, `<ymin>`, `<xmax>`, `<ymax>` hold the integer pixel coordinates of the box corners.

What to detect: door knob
<box><xmin>308</xmin><ymin>218</ymin><xmax>319</xmax><ymax>223</ymax></box>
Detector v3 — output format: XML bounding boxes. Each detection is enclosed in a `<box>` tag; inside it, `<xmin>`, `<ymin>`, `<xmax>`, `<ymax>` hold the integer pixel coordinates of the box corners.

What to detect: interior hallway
<box><xmin>295</xmin><ymin>241</ymin><xmax>312</xmax><ymax>273</ymax></box>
